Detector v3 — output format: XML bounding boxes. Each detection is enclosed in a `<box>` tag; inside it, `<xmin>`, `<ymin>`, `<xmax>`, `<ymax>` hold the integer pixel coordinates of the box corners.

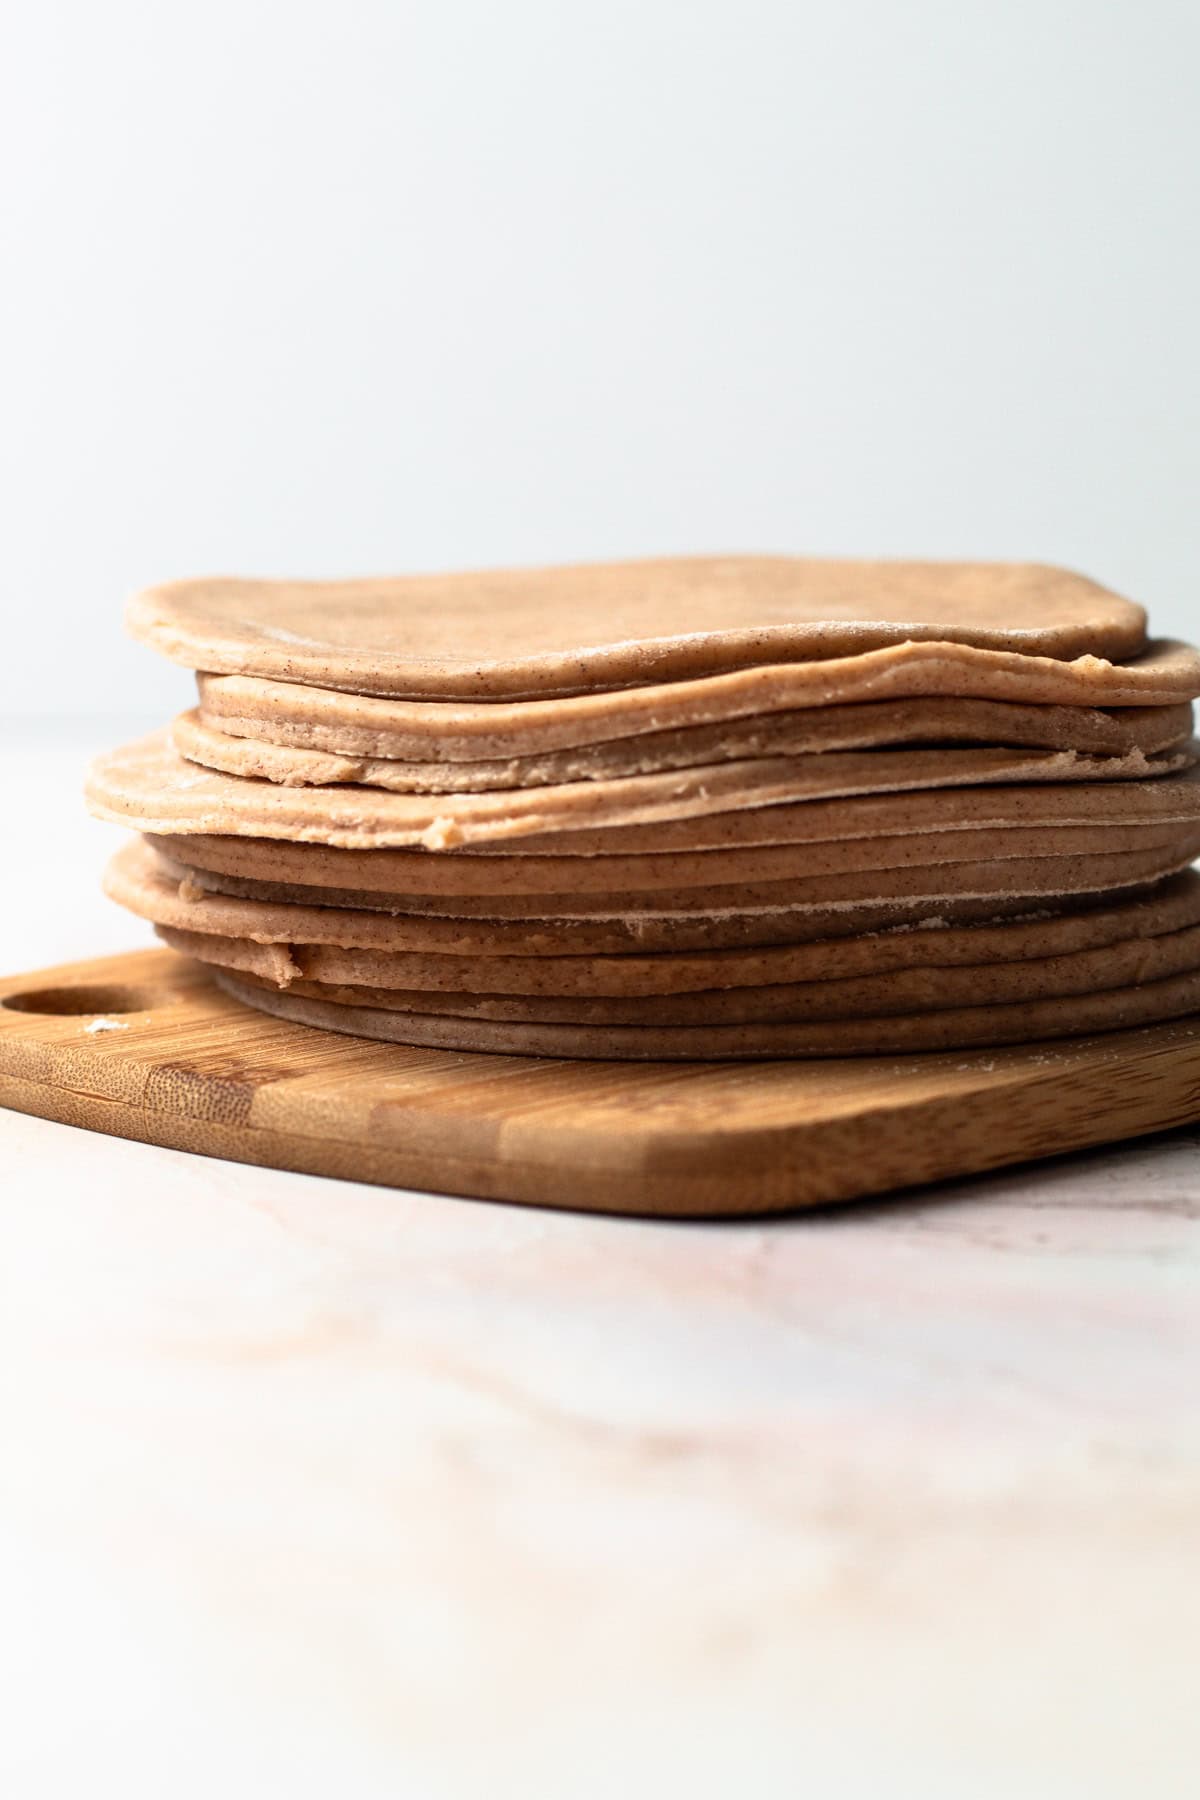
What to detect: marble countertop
<box><xmin>3</xmin><ymin>740</ymin><xmax>1198</xmax><ymax>1799</ymax></box>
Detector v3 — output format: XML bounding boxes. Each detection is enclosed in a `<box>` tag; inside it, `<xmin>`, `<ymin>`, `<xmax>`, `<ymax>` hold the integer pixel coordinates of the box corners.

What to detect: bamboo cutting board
<box><xmin>2</xmin><ymin>946</ymin><xmax>1199</xmax><ymax>1216</ymax></box>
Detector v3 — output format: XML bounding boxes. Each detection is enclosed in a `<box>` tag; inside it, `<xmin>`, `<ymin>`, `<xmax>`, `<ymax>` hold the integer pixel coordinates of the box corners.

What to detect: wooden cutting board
<box><xmin>2</xmin><ymin>946</ymin><xmax>1199</xmax><ymax>1216</ymax></box>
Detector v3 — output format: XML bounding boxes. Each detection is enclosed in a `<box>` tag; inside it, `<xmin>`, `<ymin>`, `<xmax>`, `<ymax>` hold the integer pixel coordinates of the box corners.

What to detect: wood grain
<box><xmin>2</xmin><ymin>946</ymin><xmax>1199</xmax><ymax>1215</ymax></box>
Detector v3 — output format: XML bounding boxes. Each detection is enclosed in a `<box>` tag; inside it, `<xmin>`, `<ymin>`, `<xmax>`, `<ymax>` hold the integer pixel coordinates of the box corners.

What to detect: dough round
<box><xmin>152</xmin><ymin>897</ymin><xmax>1200</xmax><ymax>1017</ymax></box>
<box><xmin>88</xmin><ymin>726</ymin><xmax>1196</xmax><ymax>852</ymax></box>
<box><xmin>107</xmin><ymin>843</ymin><xmax>1200</xmax><ymax>993</ymax></box>
<box><xmin>134</xmin><ymin>835</ymin><xmax>1200</xmax><ymax>920</ymax></box>
<box><xmin>213</xmin><ymin>963</ymin><xmax>1200</xmax><ymax>1059</ymax></box>
<box><xmin>195</xmin><ymin>647</ymin><xmax>1200</xmax><ymax>763</ymax></box>
<box><xmin>192</xmin><ymin>690</ymin><xmax>1194</xmax><ymax>782</ymax></box>
<box><xmin>127</xmin><ymin>556</ymin><xmax>1149</xmax><ymax>699</ymax></box>
<box><xmin>177</xmin><ymin>701</ymin><xmax>1195</xmax><ymax>794</ymax></box>
<box><xmin>123</xmin><ymin>818</ymin><xmax>1199</xmax><ymax>897</ymax></box>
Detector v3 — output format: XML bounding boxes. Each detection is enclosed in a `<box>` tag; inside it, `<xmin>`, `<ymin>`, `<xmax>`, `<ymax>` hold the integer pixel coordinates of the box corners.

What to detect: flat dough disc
<box><xmin>138</xmin><ymin>864</ymin><xmax>1121</xmax><ymax>956</ymax></box>
<box><xmin>143</xmin><ymin>880</ymin><xmax>1200</xmax><ymax>1011</ymax></box>
<box><xmin>146</xmin><ymin>767</ymin><xmax>1200</xmax><ymax>876</ymax></box>
<box><xmin>133</xmin><ymin>817</ymin><xmax>1196</xmax><ymax>898</ymax></box>
<box><xmin>107</xmin><ymin>844</ymin><xmax>1200</xmax><ymax>992</ymax></box>
<box><xmin>129</xmin><ymin>833</ymin><xmax>1200</xmax><ymax>921</ymax></box>
<box><xmin>183</xmin><ymin>697</ymin><xmax>1194</xmax><ymax>792</ymax></box>
<box><xmin>195</xmin><ymin>639</ymin><xmax>1200</xmax><ymax>761</ymax></box>
<box><xmin>127</xmin><ymin>557</ymin><xmax>1148</xmax><ymax>699</ymax></box>
<box><xmin>213</xmin><ymin>963</ymin><xmax>1200</xmax><ymax>1059</ymax></box>
<box><xmin>160</xmin><ymin>915</ymin><xmax>1200</xmax><ymax>1024</ymax></box>
<box><xmin>87</xmin><ymin>727</ymin><xmax>1195</xmax><ymax>852</ymax></box>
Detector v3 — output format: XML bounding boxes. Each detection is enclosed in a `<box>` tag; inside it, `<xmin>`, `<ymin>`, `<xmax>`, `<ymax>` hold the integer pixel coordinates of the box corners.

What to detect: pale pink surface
<box><xmin>3</xmin><ymin>1109</ymin><xmax>1198</xmax><ymax>1800</ymax></box>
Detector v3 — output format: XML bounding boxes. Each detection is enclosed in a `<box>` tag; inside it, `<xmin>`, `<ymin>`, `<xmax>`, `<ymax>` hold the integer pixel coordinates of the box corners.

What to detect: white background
<box><xmin>2</xmin><ymin>0</ymin><xmax>1197</xmax><ymax>739</ymax></box>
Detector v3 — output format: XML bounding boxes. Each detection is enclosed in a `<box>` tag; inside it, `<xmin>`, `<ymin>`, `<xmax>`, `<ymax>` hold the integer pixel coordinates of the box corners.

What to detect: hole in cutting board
<box><xmin>2</xmin><ymin>983</ymin><xmax>165</xmax><ymax>1016</ymax></box>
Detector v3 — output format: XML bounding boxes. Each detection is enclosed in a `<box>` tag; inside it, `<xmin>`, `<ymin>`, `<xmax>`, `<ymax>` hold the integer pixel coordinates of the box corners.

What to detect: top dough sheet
<box><xmin>126</xmin><ymin>556</ymin><xmax>1149</xmax><ymax>699</ymax></box>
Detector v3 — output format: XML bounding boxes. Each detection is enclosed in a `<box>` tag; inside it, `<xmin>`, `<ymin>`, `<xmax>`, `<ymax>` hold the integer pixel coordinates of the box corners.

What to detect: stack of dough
<box><xmin>87</xmin><ymin>556</ymin><xmax>1200</xmax><ymax>1058</ymax></box>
